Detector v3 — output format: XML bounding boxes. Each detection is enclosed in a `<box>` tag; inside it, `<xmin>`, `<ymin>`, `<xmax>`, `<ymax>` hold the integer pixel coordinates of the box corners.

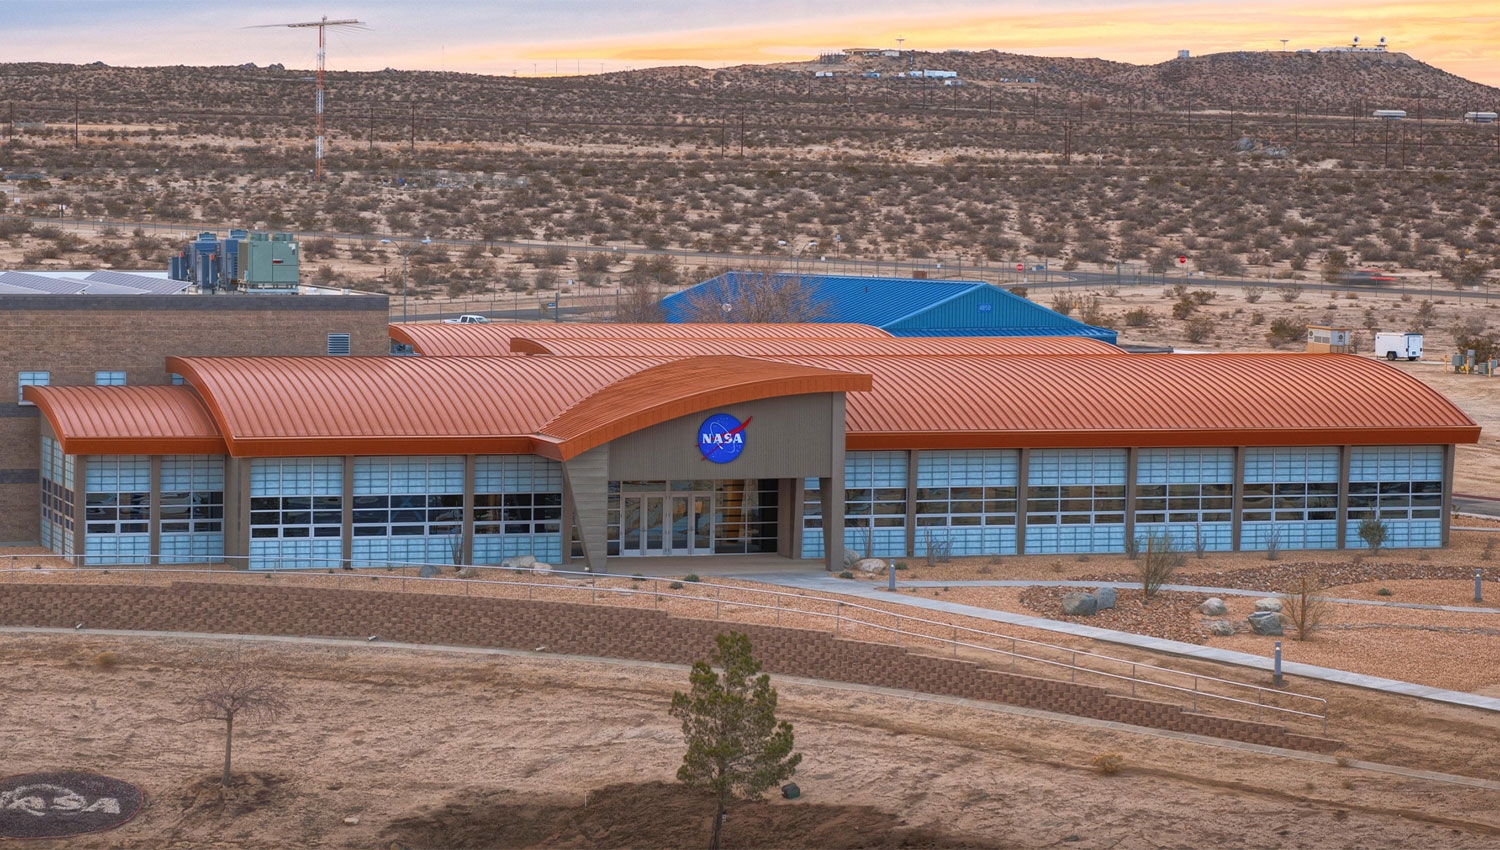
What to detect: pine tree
<box><xmin>670</xmin><ymin>631</ymin><xmax>801</xmax><ymax>850</ymax></box>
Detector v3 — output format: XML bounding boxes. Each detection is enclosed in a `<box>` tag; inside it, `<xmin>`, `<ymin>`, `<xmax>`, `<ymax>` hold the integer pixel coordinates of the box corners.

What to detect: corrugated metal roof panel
<box><xmin>659</xmin><ymin>273</ymin><xmax>1117</xmax><ymax>343</ymax></box>
<box><xmin>165</xmin><ymin>355</ymin><xmax>869</xmax><ymax>459</ymax></box>
<box><xmin>25</xmin><ymin>385</ymin><xmax>227</xmax><ymax>455</ymax></box>
<box><xmin>774</xmin><ymin>354</ymin><xmax>1478</xmax><ymax>448</ymax></box>
<box><xmin>539</xmin><ymin>357</ymin><xmax>871</xmax><ymax>459</ymax></box>
<box><xmin>513</xmin><ymin>336</ymin><xmax>1122</xmax><ymax>357</ymax></box>
<box><xmin>390</xmin><ymin>321</ymin><xmax>890</xmax><ymax>356</ymax></box>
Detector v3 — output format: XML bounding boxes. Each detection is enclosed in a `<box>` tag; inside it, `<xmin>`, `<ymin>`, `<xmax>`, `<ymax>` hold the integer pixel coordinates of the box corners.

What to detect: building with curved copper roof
<box><xmin>23</xmin><ymin>336</ymin><xmax>1478</xmax><ymax>572</ymax></box>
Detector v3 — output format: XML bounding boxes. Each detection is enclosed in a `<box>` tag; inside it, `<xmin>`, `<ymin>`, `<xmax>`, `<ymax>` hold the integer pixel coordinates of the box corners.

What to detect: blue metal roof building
<box><xmin>660</xmin><ymin>273</ymin><xmax>1117</xmax><ymax>344</ymax></box>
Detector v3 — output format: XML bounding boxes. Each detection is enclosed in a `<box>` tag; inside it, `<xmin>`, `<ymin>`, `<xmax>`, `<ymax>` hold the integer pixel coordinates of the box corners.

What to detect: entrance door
<box><xmin>620</xmin><ymin>494</ymin><xmax>667</xmax><ymax>556</ymax></box>
<box><xmin>668</xmin><ymin>494</ymin><xmax>713</xmax><ymax>555</ymax></box>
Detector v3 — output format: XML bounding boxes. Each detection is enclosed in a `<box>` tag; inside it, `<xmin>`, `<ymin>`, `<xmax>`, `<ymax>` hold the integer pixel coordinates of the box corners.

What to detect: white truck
<box><xmin>1375</xmin><ymin>332</ymin><xmax>1422</xmax><ymax>361</ymax></box>
<box><xmin>443</xmin><ymin>314</ymin><xmax>490</xmax><ymax>325</ymax></box>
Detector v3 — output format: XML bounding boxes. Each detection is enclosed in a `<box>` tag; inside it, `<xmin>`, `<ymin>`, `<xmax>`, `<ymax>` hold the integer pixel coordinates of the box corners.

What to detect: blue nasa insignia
<box><xmin>698</xmin><ymin>414</ymin><xmax>750</xmax><ymax>463</ymax></box>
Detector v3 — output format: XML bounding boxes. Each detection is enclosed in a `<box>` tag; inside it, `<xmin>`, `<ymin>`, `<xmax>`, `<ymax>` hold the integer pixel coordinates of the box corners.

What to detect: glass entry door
<box><xmin>620</xmin><ymin>494</ymin><xmax>667</xmax><ymax>556</ymax></box>
<box><xmin>670</xmin><ymin>494</ymin><xmax>713</xmax><ymax>555</ymax></box>
<box><xmin>621</xmin><ymin>492</ymin><xmax>710</xmax><ymax>556</ymax></box>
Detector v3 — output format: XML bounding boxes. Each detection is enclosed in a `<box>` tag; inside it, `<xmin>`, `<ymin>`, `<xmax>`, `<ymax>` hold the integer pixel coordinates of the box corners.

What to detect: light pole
<box><xmin>778</xmin><ymin>238</ymin><xmax>819</xmax><ymax>274</ymax></box>
<box><xmin>380</xmin><ymin>237</ymin><xmax>430</xmax><ymax>323</ymax></box>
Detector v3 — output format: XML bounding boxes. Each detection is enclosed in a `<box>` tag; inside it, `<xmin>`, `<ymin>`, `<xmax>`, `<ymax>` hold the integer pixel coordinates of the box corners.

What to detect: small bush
<box><xmin>1123</xmin><ymin>307</ymin><xmax>1156</xmax><ymax>327</ymax></box>
<box><xmin>668</xmin><ymin>581</ymin><xmax>684</xmax><ymax>590</ymax></box>
<box><xmin>1358</xmin><ymin>517</ymin><xmax>1388</xmax><ymax>554</ymax></box>
<box><xmin>630</xmin><ymin>573</ymin><xmax>646</xmax><ymax>582</ymax></box>
<box><xmin>837</xmin><ymin>570</ymin><xmax>854</xmax><ymax>579</ymax></box>
<box><xmin>1266</xmin><ymin>317</ymin><xmax>1306</xmax><ymax>348</ymax></box>
<box><xmin>1375</xmin><ymin>587</ymin><xmax>1393</xmax><ymax>596</ymax></box>
<box><xmin>1276</xmin><ymin>282</ymin><xmax>1304</xmax><ymax>302</ymax></box>
<box><xmin>683</xmin><ymin>573</ymin><xmax>701</xmax><ymax>583</ymax></box>
<box><xmin>1281</xmin><ymin>573</ymin><xmax>1329</xmax><ymax>641</ymax></box>
<box><xmin>1481</xmin><ymin>539</ymin><xmax>1496</xmax><ymax>561</ymax></box>
<box><xmin>1138</xmin><ymin>532</ymin><xmax>1185</xmax><ymax>600</ymax></box>
<box><xmin>1243</xmin><ymin>285</ymin><xmax>1264</xmax><ymax>303</ymax></box>
<box><xmin>894</xmin><ymin>562</ymin><xmax>909</xmax><ymax>570</ymax></box>
<box><xmin>93</xmin><ymin>651</ymin><xmax>120</xmax><ymax>670</ymax></box>
<box><xmin>1091</xmin><ymin>753</ymin><xmax>1125</xmax><ymax>775</ymax></box>
<box><xmin>1184</xmin><ymin>315</ymin><xmax>1217</xmax><ymax>343</ymax></box>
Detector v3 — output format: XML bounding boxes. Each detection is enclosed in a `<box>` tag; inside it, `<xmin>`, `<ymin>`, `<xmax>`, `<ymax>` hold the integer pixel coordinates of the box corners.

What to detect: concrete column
<box><xmin>1231</xmin><ymin>446</ymin><xmax>1245</xmax><ymax>551</ymax></box>
<box><xmin>148</xmin><ymin>456</ymin><xmax>162</xmax><ymax>566</ymax></box>
<box><xmin>1015</xmin><ymin>448</ymin><xmax>1030</xmax><ymax>555</ymax></box>
<box><xmin>823</xmin><ymin>394</ymin><xmax>847</xmax><ymax>571</ymax></box>
<box><xmin>780</xmin><ymin>477</ymin><xmax>801</xmax><ymax>560</ymax></box>
<box><xmin>71</xmin><ymin>455</ymin><xmax>87</xmax><ymax>561</ymax></box>
<box><xmin>1442</xmin><ymin>443</ymin><xmax>1456</xmax><ymax>547</ymax></box>
<box><xmin>223</xmin><ymin>457</ymin><xmax>251</xmax><ymax>567</ymax></box>
<box><xmin>1336</xmin><ymin>445</ymin><xmax>1351</xmax><ymax>549</ymax></box>
<box><xmin>563</xmin><ymin>445</ymin><xmax>610</xmax><ymax>573</ymax></box>
<box><xmin>341</xmin><ymin>456</ymin><xmax>354</xmax><ymax>567</ymax></box>
<box><xmin>905</xmin><ymin>450</ymin><xmax>919</xmax><ymax>558</ymax></box>
<box><xmin>821</xmin><ymin>476</ymin><xmax>845</xmax><ymax>571</ymax></box>
<box><xmin>462</xmin><ymin>455</ymin><xmax>476</xmax><ymax>565</ymax></box>
<box><xmin>1123</xmin><ymin>447</ymin><xmax>1137</xmax><ymax>554</ymax></box>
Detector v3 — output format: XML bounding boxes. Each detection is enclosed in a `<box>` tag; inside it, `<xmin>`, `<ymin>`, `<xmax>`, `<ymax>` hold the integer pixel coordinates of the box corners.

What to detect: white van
<box><xmin>1375</xmin><ymin>332</ymin><xmax>1422</xmax><ymax>361</ymax></box>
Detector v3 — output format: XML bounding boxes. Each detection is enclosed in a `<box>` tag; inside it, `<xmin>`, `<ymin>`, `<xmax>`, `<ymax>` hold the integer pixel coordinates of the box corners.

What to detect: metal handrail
<box><xmin>1</xmin><ymin>554</ymin><xmax>1327</xmax><ymax>732</ymax></box>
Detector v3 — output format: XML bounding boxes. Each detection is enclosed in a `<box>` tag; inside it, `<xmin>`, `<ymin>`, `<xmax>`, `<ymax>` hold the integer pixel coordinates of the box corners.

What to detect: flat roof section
<box><xmin>510</xmin><ymin>336</ymin><xmax>1122</xmax><ymax>357</ymax></box>
<box><xmin>389</xmin><ymin>322</ymin><xmax>891</xmax><ymax>356</ymax></box>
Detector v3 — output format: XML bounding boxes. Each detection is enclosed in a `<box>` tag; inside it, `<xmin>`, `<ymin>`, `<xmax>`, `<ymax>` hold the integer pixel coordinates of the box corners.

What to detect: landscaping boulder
<box><xmin>1199</xmin><ymin>597</ymin><xmax>1228</xmax><ymax>616</ymax></box>
<box><xmin>1061</xmin><ymin>592</ymin><xmax>1098</xmax><ymax>616</ymax></box>
<box><xmin>1090</xmin><ymin>587</ymin><xmax>1117</xmax><ymax>610</ymax></box>
<box><xmin>532</xmin><ymin>562</ymin><xmax>553</xmax><ymax>574</ymax></box>
<box><xmin>502</xmin><ymin>555</ymin><xmax>537</xmax><ymax>570</ymax></box>
<box><xmin>455</xmin><ymin>565</ymin><xmax>480</xmax><ymax>579</ymax></box>
<box><xmin>1204</xmin><ymin>619</ymin><xmax>1236</xmax><ymax>637</ymax></box>
<box><xmin>417</xmin><ymin>563</ymin><xmax>441</xmax><ymax>578</ymax></box>
<box><xmin>1253</xmin><ymin>598</ymin><xmax>1284</xmax><ymax>613</ymax></box>
<box><xmin>1248</xmin><ymin>611</ymin><xmax>1284</xmax><ymax>636</ymax></box>
<box><xmin>853</xmin><ymin>558</ymin><xmax>887</xmax><ymax>574</ymax></box>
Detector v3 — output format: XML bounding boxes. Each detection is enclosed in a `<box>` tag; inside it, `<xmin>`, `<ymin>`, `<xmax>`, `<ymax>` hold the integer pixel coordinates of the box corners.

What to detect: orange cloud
<box><xmin>490</xmin><ymin>0</ymin><xmax>1500</xmax><ymax>86</ymax></box>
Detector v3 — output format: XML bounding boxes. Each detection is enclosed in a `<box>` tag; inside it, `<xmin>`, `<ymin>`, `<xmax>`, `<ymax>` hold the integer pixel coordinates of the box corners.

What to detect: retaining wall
<box><xmin>0</xmin><ymin>582</ymin><xmax>1340</xmax><ymax>753</ymax></box>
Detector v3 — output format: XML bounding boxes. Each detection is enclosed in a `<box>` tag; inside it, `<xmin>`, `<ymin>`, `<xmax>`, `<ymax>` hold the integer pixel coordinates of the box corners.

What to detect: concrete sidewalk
<box><xmin>884</xmin><ymin>578</ymin><xmax>1500</xmax><ymax>615</ymax></box>
<box><xmin>728</xmin><ymin>569</ymin><xmax>1500</xmax><ymax>714</ymax></box>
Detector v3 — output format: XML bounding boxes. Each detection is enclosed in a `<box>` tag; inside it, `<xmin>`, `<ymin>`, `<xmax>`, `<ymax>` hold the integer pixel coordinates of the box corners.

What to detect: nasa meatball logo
<box><xmin>698</xmin><ymin>414</ymin><xmax>750</xmax><ymax>463</ymax></box>
<box><xmin>0</xmin><ymin>772</ymin><xmax>144</xmax><ymax>839</ymax></box>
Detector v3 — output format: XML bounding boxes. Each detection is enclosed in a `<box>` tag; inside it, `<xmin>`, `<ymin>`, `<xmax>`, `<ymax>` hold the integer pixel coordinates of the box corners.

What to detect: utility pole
<box><xmin>368</xmin><ymin>109</ymin><xmax>374</xmax><ymax>152</ymax></box>
<box><xmin>73</xmin><ymin>94</ymin><xmax>79</xmax><ymax>149</ymax></box>
<box><xmin>410</xmin><ymin>102</ymin><xmax>416</xmax><ymax>154</ymax></box>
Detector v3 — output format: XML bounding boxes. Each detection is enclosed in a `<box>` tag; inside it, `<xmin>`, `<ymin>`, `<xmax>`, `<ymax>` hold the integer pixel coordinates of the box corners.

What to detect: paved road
<box><xmin>16</xmin><ymin>213</ymin><xmax>1496</xmax><ymax>305</ymax></box>
<box><xmin>1455</xmin><ymin>494</ymin><xmax>1500</xmax><ymax>519</ymax></box>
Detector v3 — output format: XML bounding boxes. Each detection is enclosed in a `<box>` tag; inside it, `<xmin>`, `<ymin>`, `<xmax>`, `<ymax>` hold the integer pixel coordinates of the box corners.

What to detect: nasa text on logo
<box><xmin>698</xmin><ymin>413</ymin><xmax>750</xmax><ymax>464</ymax></box>
<box><xmin>0</xmin><ymin>772</ymin><xmax>144</xmax><ymax>839</ymax></box>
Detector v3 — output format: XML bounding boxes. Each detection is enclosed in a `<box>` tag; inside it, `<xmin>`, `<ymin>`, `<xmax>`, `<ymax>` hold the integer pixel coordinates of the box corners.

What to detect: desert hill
<box><xmin>2</xmin><ymin>48</ymin><xmax>1497</xmax><ymax>119</ymax></box>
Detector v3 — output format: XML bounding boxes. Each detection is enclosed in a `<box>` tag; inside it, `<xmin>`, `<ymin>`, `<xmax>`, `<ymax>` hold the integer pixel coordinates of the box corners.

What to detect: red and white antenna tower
<box><xmin>258</xmin><ymin>16</ymin><xmax>365</xmax><ymax>181</ymax></box>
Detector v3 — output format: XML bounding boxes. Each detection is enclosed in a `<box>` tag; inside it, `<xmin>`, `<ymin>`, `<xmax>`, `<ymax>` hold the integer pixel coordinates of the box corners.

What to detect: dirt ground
<box><xmin>4</xmin><ymin>633</ymin><xmax>1500</xmax><ymax>850</ymax></box>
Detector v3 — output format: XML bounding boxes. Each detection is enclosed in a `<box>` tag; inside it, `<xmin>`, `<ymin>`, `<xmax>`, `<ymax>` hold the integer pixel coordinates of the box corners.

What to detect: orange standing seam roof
<box><xmin>509</xmin><ymin>335</ymin><xmax>1122</xmax><ymax>357</ymax></box>
<box><xmin>788</xmin><ymin>353</ymin><xmax>1478</xmax><ymax>449</ymax></box>
<box><xmin>25</xmin><ymin>385</ymin><xmax>227</xmax><ymax>455</ymax></box>
<box><xmin>34</xmin><ymin>352</ymin><xmax>1478</xmax><ymax>459</ymax></box>
<box><xmin>389</xmin><ymin>321</ymin><xmax>891</xmax><ymax>356</ymax></box>
<box><xmin>167</xmin><ymin>355</ymin><xmax>869</xmax><ymax>461</ymax></box>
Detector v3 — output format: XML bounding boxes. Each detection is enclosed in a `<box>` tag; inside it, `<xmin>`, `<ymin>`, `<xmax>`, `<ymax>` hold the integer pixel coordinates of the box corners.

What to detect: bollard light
<box><xmin>1273</xmin><ymin>640</ymin><xmax>1283</xmax><ymax>686</ymax></box>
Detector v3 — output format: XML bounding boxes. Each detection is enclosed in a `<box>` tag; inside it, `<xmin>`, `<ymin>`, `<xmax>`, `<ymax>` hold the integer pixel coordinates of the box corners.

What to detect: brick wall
<box><xmin>0</xmin><ymin>582</ymin><xmax>1340</xmax><ymax>753</ymax></box>
<box><xmin>0</xmin><ymin>293</ymin><xmax>389</xmax><ymax>543</ymax></box>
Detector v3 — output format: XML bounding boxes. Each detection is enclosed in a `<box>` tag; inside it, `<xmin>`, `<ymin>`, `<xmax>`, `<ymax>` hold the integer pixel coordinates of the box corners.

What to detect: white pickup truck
<box><xmin>443</xmin><ymin>314</ymin><xmax>490</xmax><ymax>325</ymax></box>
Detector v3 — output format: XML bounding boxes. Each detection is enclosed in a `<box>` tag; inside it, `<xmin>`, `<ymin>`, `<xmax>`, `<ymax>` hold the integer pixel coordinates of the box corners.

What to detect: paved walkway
<box><xmin>883</xmin><ymin>579</ymin><xmax>1500</xmax><ymax>615</ymax></box>
<box><xmin>728</xmin><ymin>570</ymin><xmax>1500</xmax><ymax>714</ymax></box>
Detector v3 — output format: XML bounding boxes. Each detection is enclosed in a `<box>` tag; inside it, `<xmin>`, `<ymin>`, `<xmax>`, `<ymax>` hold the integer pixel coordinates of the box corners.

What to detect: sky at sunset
<box><xmin>4</xmin><ymin>0</ymin><xmax>1499</xmax><ymax>86</ymax></box>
